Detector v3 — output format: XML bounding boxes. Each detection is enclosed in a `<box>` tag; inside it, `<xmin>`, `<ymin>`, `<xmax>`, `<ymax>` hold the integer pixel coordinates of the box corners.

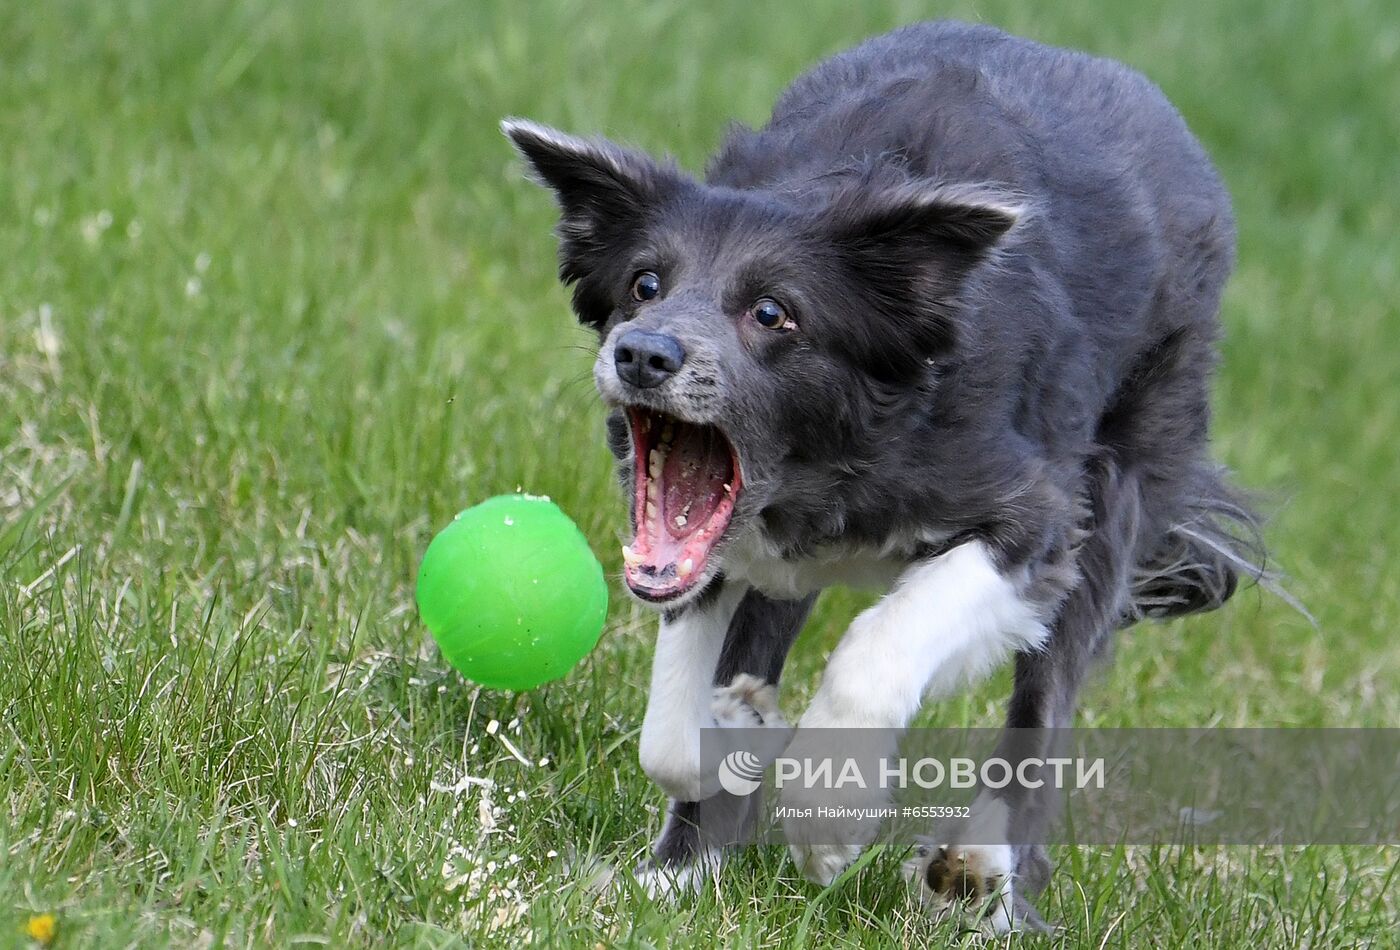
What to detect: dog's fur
<box><xmin>505</xmin><ymin>21</ymin><xmax>1262</xmax><ymax>928</ymax></box>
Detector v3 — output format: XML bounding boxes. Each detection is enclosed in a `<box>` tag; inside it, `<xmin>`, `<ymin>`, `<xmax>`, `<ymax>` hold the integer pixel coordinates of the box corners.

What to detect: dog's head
<box><xmin>504</xmin><ymin>119</ymin><xmax>1019</xmax><ymax>607</ymax></box>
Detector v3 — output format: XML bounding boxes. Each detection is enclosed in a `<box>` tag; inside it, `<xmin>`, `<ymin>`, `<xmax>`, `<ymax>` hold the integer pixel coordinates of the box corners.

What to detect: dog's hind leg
<box><xmin>909</xmin><ymin>458</ymin><xmax>1142</xmax><ymax>931</ymax></box>
<box><xmin>634</xmin><ymin>584</ymin><xmax>814</xmax><ymax>896</ymax></box>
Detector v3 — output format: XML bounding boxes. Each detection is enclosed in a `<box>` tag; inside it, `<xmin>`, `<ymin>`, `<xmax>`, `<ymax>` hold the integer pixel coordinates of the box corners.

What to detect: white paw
<box><xmin>776</xmin><ymin>723</ymin><xmax>894</xmax><ymax>886</ymax></box>
<box><xmin>640</xmin><ymin>675</ymin><xmax>788</xmax><ymax>802</ymax></box>
<box><xmin>906</xmin><ymin>842</ymin><xmax>1016</xmax><ymax>932</ymax></box>
<box><xmin>712</xmin><ymin>673</ymin><xmax>787</xmax><ymax>729</ymax></box>
<box><xmin>787</xmin><ymin>840</ymin><xmax>864</xmax><ymax>886</ymax></box>
<box><xmin>589</xmin><ymin>850</ymin><xmax>722</xmax><ymax>902</ymax></box>
<box><xmin>637</xmin><ymin>743</ymin><xmax>712</xmax><ymax>803</ymax></box>
<box><xmin>780</xmin><ymin>782</ymin><xmax>887</xmax><ymax>885</ymax></box>
<box><xmin>631</xmin><ymin>850</ymin><xmax>720</xmax><ymax>900</ymax></box>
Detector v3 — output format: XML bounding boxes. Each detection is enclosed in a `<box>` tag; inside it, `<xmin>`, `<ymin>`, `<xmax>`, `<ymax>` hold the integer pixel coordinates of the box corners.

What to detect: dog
<box><xmin>504</xmin><ymin>20</ymin><xmax>1263</xmax><ymax>930</ymax></box>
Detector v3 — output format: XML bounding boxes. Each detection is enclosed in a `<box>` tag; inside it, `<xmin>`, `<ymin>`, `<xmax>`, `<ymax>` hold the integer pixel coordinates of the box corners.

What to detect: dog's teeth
<box><xmin>673</xmin><ymin>514</ymin><xmax>687</xmax><ymax>528</ymax></box>
<box><xmin>646</xmin><ymin>501</ymin><xmax>659</xmax><ymax>522</ymax></box>
<box><xmin>678</xmin><ymin>558</ymin><xmax>694</xmax><ymax>578</ymax></box>
<box><xmin>648</xmin><ymin>449</ymin><xmax>663</xmax><ymax>479</ymax></box>
<box><xmin>722</xmin><ymin>482</ymin><xmax>733</xmax><ymax>493</ymax></box>
<box><xmin>621</xmin><ymin>544</ymin><xmax>643</xmax><ymax>567</ymax></box>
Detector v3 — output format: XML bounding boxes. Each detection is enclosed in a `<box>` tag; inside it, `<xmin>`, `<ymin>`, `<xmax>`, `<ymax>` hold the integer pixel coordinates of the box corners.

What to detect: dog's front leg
<box><xmin>781</xmin><ymin>541</ymin><xmax>1049</xmax><ymax>892</ymax></box>
<box><xmin>909</xmin><ymin>462</ymin><xmax>1144</xmax><ymax>931</ymax></box>
<box><xmin>638</xmin><ymin>580</ymin><xmax>748</xmax><ymax>804</ymax></box>
<box><xmin>635</xmin><ymin>582</ymin><xmax>813</xmax><ymax>896</ymax></box>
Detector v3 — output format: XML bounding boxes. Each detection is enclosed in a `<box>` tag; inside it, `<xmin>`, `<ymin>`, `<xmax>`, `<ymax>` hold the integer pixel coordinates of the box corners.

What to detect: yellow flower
<box><xmin>25</xmin><ymin>913</ymin><xmax>57</xmax><ymax>945</ymax></box>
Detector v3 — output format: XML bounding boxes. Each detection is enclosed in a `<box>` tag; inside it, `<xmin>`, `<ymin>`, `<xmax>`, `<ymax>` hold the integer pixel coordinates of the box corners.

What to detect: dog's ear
<box><xmin>825</xmin><ymin>182</ymin><xmax>1022</xmax><ymax>258</ymax></box>
<box><xmin>502</xmin><ymin>118</ymin><xmax>687</xmax><ymax>327</ymax></box>
<box><xmin>817</xmin><ymin>183</ymin><xmax>1023</xmax><ymax>379</ymax></box>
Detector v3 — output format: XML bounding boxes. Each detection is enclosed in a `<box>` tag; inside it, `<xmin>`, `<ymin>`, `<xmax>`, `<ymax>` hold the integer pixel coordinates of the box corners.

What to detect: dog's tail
<box><xmin>1097</xmin><ymin>327</ymin><xmax>1308</xmax><ymax>625</ymax></box>
<box><xmin>1126</xmin><ymin>464</ymin><xmax>1268</xmax><ymax>621</ymax></box>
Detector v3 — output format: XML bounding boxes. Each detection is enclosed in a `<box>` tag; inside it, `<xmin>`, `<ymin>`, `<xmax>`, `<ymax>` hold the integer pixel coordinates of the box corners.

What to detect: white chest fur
<box><xmin>723</xmin><ymin>532</ymin><xmax>937</xmax><ymax>599</ymax></box>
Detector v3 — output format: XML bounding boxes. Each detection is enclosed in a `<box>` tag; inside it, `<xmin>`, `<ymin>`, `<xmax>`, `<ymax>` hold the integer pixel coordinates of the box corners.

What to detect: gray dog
<box><xmin>505</xmin><ymin>20</ymin><xmax>1262</xmax><ymax>930</ymax></box>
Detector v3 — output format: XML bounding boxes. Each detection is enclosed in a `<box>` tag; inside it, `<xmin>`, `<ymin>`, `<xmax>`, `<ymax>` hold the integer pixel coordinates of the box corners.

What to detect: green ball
<box><xmin>415</xmin><ymin>495</ymin><xmax>607</xmax><ymax>691</ymax></box>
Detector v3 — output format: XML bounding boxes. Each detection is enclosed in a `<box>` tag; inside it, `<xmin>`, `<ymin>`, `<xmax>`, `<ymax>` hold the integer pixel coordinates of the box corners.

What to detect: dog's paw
<box><xmin>905</xmin><ymin>842</ymin><xmax>1049</xmax><ymax>933</ymax></box>
<box><xmin>630</xmin><ymin>850</ymin><xmax>720</xmax><ymax>900</ymax></box>
<box><xmin>906</xmin><ymin>842</ymin><xmax>1014</xmax><ymax>931</ymax></box>
<box><xmin>640</xmin><ymin>675</ymin><xmax>787</xmax><ymax>802</ymax></box>
<box><xmin>787</xmin><ymin>840</ymin><xmax>864</xmax><ymax>886</ymax></box>
<box><xmin>781</xmin><ymin>784</ymin><xmax>885</xmax><ymax>885</ymax></box>
<box><xmin>596</xmin><ymin>850</ymin><xmax>721</xmax><ymax>902</ymax></box>
<box><xmin>712</xmin><ymin>673</ymin><xmax>787</xmax><ymax>729</ymax></box>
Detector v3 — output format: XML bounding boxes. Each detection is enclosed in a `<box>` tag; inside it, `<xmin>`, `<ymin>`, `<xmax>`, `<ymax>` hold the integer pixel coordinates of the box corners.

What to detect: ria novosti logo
<box><xmin>716</xmin><ymin>750</ymin><xmax>1107</xmax><ymax>797</ymax></box>
<box><xmin>717</xmin><ymin>750</ymin><xmax>766</xmax><ymax>796</ymax></box>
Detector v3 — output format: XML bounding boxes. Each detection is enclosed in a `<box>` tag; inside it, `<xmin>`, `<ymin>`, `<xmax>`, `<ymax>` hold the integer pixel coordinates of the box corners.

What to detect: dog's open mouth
<box><xmin>622</xmin><ymin>407</ymin><xmax>741</xmax><ymax>603</ymax></box>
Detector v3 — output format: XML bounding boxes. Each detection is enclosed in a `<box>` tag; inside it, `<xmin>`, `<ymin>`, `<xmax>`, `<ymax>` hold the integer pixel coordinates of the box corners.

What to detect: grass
<box><xmin>2</xmin><ymin>0</ymin><xmax>1397</xmax><ymax>945</ymax></box>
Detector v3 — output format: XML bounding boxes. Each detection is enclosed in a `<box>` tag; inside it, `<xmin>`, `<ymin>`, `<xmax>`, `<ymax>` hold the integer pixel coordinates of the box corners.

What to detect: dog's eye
<box><xmin>750</xmin><ymin>297</ymin><xmax>794</xmax><ymax>331</ymax></box>
<box><xmin>631</xmin><ymin>271</ymin><xmax>661</xmax><ymax>302</ymax></box>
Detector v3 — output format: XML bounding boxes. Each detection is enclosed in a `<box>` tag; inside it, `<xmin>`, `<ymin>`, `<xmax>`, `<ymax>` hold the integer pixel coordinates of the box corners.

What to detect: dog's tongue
<box><xmin>662</xmin><ymin>424</ymin><xmax>729</xmax><ymax>538</ymax></box>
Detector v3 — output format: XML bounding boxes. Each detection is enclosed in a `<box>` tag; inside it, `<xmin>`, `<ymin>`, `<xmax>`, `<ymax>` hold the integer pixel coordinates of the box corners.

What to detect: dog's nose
<box><xmin>613</xmin><ymin>330</ymin><xmax>686</xmax><ymax>389</ymax></box>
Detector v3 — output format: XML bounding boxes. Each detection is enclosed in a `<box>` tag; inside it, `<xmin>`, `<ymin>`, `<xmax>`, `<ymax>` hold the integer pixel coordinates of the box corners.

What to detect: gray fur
<box><xmin>505</xmin><ymin>20</ymin><xmax>1261</xmax><ymax>920</ymax></box>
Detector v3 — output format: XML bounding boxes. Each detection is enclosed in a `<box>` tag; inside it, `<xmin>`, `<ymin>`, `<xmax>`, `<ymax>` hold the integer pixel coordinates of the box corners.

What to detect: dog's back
<box><xmin>710</xmin><ymin>21</ymin><xmax>1258</xmax><ymax>617</ymax></box>
<box><xmin>712</xmin><ymin>22</ymin><xmax>1231</xmax><ymax>376</ymax></box>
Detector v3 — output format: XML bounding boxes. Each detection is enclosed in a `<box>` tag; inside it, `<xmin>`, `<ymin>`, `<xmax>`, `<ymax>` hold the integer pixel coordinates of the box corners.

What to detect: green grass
<box><xmin>2</xmin><ymin>0</ymin><xmax>1398</xmax><ymax>945</ymax></box>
